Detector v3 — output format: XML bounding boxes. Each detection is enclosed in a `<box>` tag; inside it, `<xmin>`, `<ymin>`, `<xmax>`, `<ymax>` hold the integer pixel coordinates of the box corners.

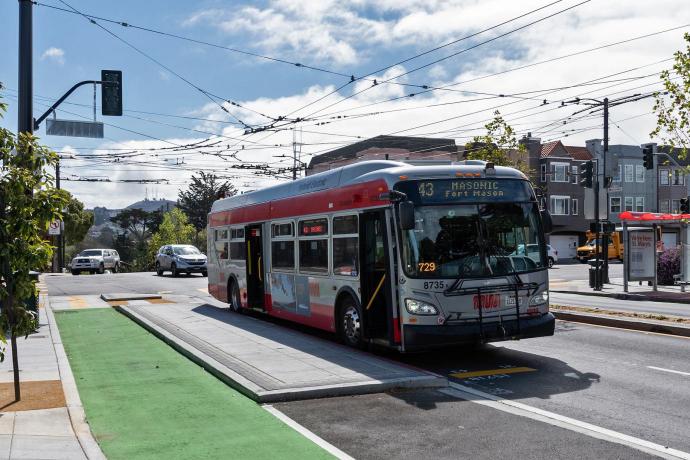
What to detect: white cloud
<box><xmin>41</xmin><ymin>47</ymin><xmax>65</xmax><ymax>65</ymax></box>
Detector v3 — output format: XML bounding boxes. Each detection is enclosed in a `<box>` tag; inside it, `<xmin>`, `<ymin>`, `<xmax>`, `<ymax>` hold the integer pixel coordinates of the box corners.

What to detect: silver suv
<box><xmin>71</xmin><ymin>249</ymin><xmax>120</xmax><ymax>275</ymax></box>
<box><xmin>155</xmin><ymin>245</ymin><xmax>207</xmax><ymax>277</ymax></box>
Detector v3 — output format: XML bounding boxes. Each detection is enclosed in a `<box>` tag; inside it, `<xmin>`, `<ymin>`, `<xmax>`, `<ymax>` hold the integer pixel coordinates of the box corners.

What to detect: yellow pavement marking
<box><xmin>68</xmin><ymin>296</ymin><xmax>88</xmax><ymax>309</ymax></box>
<box><xmin>450</xmin><ymin>367</ymin><xmax>537</xmax><ymax>379</ymax></box>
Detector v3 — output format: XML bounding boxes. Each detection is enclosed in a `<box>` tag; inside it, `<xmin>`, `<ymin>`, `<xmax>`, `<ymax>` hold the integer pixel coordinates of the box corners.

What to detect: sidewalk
<box><xmin>550</xmin><ymin>276</ymin><xmax>690</xmax><ymax>304</ymax></box>
<box><xmin>0</xmin><ymin>288</ymin><xmax>104</xmax><ymax>459</ymax></box>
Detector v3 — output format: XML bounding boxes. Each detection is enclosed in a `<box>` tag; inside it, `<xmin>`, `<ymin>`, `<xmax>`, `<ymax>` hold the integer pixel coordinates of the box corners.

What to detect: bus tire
<box><xmin>338</xmin><ymin>296</ymin><xmax>364</xmax><ymax>349</ymax></box>
<box><xmin>228</xmin><ymin>280</ymin><xmax>242</xmax><ymax>313</ymax></box>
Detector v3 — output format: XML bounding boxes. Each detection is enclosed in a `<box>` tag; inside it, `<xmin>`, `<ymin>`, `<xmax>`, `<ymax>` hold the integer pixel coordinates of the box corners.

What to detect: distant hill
<box><xmin>126</xmin><ymin>198</ymin><xmax>176</xmax><ymax>213</ymax></box>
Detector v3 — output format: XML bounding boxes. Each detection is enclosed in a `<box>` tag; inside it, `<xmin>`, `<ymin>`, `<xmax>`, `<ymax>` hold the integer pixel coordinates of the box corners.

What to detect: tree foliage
<box><xmin>464</xmin><ymin>110</ymin><xmax>531</xmax><ymax>176</ymax></box>
<box><xmin>0</xmin><ymin>96</ymin><xmax>68</xmax><ymax>399</ymax></box>
<box><xmin>148</xmin><ymin>209</ymin><xmax>197</xmax><ymax>261</ymax></box>
<box><xmin>59</xmin><ymin>190</ymin><xmax>94</xmax><ymax>246</ymax></box>
<box><xmin>651</xmin><ymin>32</ymin><xmax>690</xmax><ymax>159</ymax></box>
<box><xmin>178</xmin><ymin>171</ymin><xmax>236</xmax><ymax>231</ymax></box>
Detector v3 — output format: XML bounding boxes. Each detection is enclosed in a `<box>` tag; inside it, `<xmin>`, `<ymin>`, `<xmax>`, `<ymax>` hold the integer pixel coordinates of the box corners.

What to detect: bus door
<box><xmin>360</xmin><ymin>210</ymin><xmax>393</xmax><ymax>341</ymax></box>
<box><xmin>245</xmin><ymin>224</ymin><xmax>265</xmax><ymax>309</ymax></box>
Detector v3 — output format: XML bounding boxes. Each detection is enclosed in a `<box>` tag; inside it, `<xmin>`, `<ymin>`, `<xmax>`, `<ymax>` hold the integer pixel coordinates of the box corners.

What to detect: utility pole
<box><xmin>602</xmin><ymin>97</ymin><xmax>609</xmax><ymax>286</ymax></box>
<box><xmin>12</xmin><ymin>0</ymin><xmax>33</xmax><ymax>402</ymax></box>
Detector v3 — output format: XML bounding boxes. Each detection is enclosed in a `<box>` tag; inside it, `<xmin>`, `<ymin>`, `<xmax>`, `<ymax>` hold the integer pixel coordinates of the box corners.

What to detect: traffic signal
<box><xmin>579</xmin><ymin>160</ymin><xmax>593</xmax><ymax>188</ymax></box>
<box><xmin>680</xmin><ymin>197</ymin><xmax>690</xmax><ymax>214</ymax></box>
<box><xmin>101</xmin><ymin>70</ymin><xmax>122</xmax><ymax>116</ymax></box>
<box><xmin>642</xmin><ymin>145</ymin><xmax>654</xmax><ymax>170</ymax></box>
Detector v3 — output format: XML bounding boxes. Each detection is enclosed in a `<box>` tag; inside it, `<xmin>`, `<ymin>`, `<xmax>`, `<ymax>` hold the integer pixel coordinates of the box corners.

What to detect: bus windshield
<box><xmin>400</xmin><ymin>202</ymin><xmax>546</xmax><ymax>278</ymax></box>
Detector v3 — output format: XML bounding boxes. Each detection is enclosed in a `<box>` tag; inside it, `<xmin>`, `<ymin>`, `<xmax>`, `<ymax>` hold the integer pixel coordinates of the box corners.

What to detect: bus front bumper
<box><xmin>402</xmin><ymin>312</ymin><xmax>555</xmax><ymax>351</ymax></box>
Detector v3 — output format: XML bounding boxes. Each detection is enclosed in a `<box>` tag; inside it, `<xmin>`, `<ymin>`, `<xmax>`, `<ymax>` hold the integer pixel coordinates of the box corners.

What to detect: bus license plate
<box><xmin>505</xmin><ymin>296</ymin><xmax>519</xmax><ymax>307</ymax></box>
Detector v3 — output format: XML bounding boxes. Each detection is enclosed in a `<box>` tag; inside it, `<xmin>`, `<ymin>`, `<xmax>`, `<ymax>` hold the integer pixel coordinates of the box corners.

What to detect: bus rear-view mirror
<box><xmin>541</xmin><ymin>209</ymin><xmax>553</xmax><ymax>234</ymax></box>
<box><xmin>400</xmin><ymin>201</ymin><xmax>415</xmax><ymax>230</ymax></box>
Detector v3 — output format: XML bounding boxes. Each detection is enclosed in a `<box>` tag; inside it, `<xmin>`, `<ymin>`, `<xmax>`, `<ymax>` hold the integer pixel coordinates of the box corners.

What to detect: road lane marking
<box><xmin>648</xmin><ymin>366</ymin><xmax>690</xmax><ymax>377</ymax></box>
<box><xmin>450</xmin><ymin>367</ymin><xmax>536</xmax><ymax>379</ymax></box>
<box><xmin>263</xmin><ymin>405</ymin><xmax>355</xmax><ymax>460</ymax></box>
<box><xmin>443</xmin><ymin>383</ymin><xmax>690</xmax><ymax>460</ymax></box>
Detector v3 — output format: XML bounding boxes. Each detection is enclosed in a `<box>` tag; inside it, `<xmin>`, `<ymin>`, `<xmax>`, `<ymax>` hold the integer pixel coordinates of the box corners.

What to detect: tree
<box><xmin>59</xmin><ymin>190</ymin><xmax>94</xmax><ymax>246</ymax></box>
<box><xmin>110</xmin><ymin>209</ymin><xmax>162</xmax><ymax>271</ymax></box>
<box><xmin>651</xmin><ymin>32</ymin><xmax>690</xmax><ymax>159</ymax></box>
<box><xmin>148</xmin><ymin>209</ymin><xmax>197</xmax><ymax>261</ymax></box>
<box><xmin>178</xmin><ymin>171</ymin><xmax>236</xmax><ymax>231</ymax></box>
<box><xmin>0</xmin><ymin>97</ymin><xmax>68</xmax><ymax>401</ymax></box>
<box><xmin>110</xmin><ymin>208</ymin><xmax>162</xmax><ymax>244</ymax></box>
<box><xmin>464</xmin><ymin>110</ymin><xmax>531</xmax><ymax>176</ymax></box>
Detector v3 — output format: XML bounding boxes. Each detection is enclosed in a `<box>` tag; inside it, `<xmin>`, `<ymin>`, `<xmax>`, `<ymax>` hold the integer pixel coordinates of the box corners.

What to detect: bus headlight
<box><xmin>405</xmin><ymin>299</ymin><xmax>439</xmax><ymax>315</ymax></box>
<box><xmin>530</xmin><ymin>290</ymin><xmax>549</xmax><ymax>306</ymax></box>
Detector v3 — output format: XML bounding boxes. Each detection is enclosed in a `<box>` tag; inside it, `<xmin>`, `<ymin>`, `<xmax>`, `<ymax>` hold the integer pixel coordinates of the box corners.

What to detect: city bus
<box><xmin>207</xmin><ymin>160</ymin><xmax>555</xmax><ymax>352</ymax></box>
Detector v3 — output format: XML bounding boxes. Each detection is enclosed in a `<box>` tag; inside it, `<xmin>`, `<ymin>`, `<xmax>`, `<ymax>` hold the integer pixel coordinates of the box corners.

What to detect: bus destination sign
<box><xmin>397</xmin><ymin>179</ymin><xmax>532</xmax><ymax>204</ymax></box>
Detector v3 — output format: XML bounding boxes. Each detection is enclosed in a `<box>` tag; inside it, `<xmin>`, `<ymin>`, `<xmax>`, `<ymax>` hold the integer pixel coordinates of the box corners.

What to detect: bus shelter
<box><xmin>619</xmin><ymin>211</ymin><xmax>690</xmax><ymax>293</ymax></box>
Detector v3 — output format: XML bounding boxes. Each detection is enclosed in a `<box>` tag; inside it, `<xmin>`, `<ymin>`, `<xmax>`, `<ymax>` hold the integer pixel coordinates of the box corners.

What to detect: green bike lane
<box><xmin>54</xmin><ymin>308</ymin><xmax>334</xmax><ymax>460</ymax></box>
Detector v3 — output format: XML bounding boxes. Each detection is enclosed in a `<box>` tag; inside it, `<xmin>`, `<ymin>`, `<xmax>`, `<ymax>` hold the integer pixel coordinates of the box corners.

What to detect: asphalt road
<box><xmin>42</xmin><ymin>271</ymin><xmax>208</xmax><ymax>296</ymax></box>
<box><xmin>45</xmin><ymin>271</ymin><xmax>690</xmax><ymax>459</ymax></box>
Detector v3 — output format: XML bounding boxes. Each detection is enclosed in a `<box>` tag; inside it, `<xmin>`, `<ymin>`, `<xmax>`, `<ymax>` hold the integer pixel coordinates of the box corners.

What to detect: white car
<box><xmin>513</xmin><ymin>244</ymin><xmax>558</xmax><ymax>268</ymax></box>
<box><xmin>71</xmin><ymin>249</ymin><xmax>120</xmax><ymax>275</ymax></box>
<box><xmin>155</xmin><ymin>245</ymin><xmax>207</xmax><ymax>277</ymax></box>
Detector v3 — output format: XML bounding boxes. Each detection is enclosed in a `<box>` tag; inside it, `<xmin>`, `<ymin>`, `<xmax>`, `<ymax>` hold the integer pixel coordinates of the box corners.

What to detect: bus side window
<box><xmin>215</xmin><ymin>228</ymin><xmax>228</xmax><ymax>260</ymax></box>
<box><xmin>230</xmin><ymin>228</ymin><xmax>246</xmax><ymax>260</ymax></box>
<box><xmin>333</xmin><ymin>215</ymin><xmax>358</xmax><ymax>276</ymax></box>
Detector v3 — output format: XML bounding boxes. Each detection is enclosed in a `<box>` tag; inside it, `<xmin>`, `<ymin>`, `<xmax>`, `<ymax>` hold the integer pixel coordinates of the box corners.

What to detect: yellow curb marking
<box><xmin>450</xmin><ymin>367</ymin><xmax>537</xmax><ymax>379</ymax></box>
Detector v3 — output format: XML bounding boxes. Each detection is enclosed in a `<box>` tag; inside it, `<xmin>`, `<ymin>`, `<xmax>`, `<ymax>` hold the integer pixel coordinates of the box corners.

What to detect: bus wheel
<box><xmin>229</xmin><ymin>281</ymin><xmax>242</xmax><ymax>313</ymax></box>
<box><xmin>339</xmin><ymin>297</ymin><xmax>364</xmax><ymax>348</ymax></box>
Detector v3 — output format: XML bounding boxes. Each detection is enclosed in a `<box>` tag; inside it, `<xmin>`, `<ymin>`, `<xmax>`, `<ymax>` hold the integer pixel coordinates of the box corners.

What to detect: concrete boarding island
<box><xmin>118</xmin><ymin>297</ymin><xmax>446</xmax><ymax>403</ymax></box>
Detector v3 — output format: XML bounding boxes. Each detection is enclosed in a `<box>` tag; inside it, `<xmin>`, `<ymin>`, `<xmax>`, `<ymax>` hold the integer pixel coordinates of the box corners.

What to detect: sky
<box><xmin>0</xmin><ymin>0</ymin><xmax>688</xmax><ymax>209</ymax></box>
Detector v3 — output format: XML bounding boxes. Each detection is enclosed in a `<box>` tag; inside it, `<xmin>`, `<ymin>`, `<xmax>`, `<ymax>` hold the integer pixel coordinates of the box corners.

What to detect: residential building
<box><xmin>306</xmin><ymin>135</ymin><xmax>459</xmax><ymax>175</ymax></box>
<box><xmin>521</xmin><ymin>135</ymin><xmax>593</xmax><ymax>259</ymax></box>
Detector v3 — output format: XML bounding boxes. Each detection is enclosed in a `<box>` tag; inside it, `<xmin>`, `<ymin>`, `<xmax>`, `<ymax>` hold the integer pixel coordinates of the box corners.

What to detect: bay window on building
<box><xmin>552</xmin><ymin>163</ymin><xmax>569</xmax><ymax>182</ymax></box>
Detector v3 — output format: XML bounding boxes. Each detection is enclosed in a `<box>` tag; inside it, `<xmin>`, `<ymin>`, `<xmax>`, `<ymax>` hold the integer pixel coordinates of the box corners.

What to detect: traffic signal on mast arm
<box><xmin>680</xmin><ymin>197</ymin><xmax>690</xmax><ymax>214</ymax></box>
<box><xmin>642</xmin><ymin>145</ymin><xmax>654</xmax><ymax>170</ymax></box>
<box><xmin>579</xmin><ymin>160</ymin><xmax>593</xmax><ymax>188</ymax></box>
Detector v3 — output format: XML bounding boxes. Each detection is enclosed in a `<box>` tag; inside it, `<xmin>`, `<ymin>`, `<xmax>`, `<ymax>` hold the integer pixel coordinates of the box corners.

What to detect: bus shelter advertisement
<box><xmin>628</xmin><ymin>230</ymin><xmax>655</xmax><ymax>280</ymax></box>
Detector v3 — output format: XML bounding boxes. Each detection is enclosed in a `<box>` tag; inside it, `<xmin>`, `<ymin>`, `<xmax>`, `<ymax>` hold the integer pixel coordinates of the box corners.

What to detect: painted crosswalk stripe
<box><xmin>450</xmin><ymin>367</ymin><xmax>536</xmax><ymax>379</ymax></box>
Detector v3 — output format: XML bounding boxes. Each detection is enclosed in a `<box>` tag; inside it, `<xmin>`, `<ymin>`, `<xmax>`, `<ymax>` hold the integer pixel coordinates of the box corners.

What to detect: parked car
<box><xmin>155</xmin><ymin>245</ymin><xmax>207</xmax><ymax>277</ymax></box>
<box><xmin>71</xmin><ymin>249</ymin><xmax>120</xmax><ymax>275</ymax></box>
<box><xmin>513</xmin><ymin>243</ymin><xmax>558</xmax><ymax>268</ymax></box>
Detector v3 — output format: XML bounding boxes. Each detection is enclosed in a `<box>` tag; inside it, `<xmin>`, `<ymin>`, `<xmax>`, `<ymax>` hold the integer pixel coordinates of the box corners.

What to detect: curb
<box><xmin>552</xmin><ymin>309</ymin><xmax>690</xmax><ymax>337</ymax></box>
<box><xmin>115</xmin><ymin>305</ymin><xmax>447</xmax><ymax>403</ymax></box>
<box><xmin>551</xmin><ymin>289</ymin><xmax>690</xmax><ymax>305</ymax></box>
<box><xmin>44</xmin><ymin>293</ymin><xmax>107</xmax><ymax>460</ymax></box>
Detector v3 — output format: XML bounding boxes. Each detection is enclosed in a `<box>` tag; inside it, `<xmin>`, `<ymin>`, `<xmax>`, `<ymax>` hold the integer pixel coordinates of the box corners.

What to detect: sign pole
<box><xmin>623</xmin><ymin>221</ymin><xmax>628</xmax><ymax>292</ymax></box>
<box><xmin>653</xmin><ymin>223</ymin><xmax>658</xmax><ymax>292</ymax></box>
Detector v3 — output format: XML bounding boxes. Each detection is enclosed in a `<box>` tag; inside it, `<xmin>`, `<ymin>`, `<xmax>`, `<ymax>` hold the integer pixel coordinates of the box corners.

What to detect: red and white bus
<box><xmin>207</xmin><ymin>160</ymin><xmax>555</xmax><ymax>352</ymax></box>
